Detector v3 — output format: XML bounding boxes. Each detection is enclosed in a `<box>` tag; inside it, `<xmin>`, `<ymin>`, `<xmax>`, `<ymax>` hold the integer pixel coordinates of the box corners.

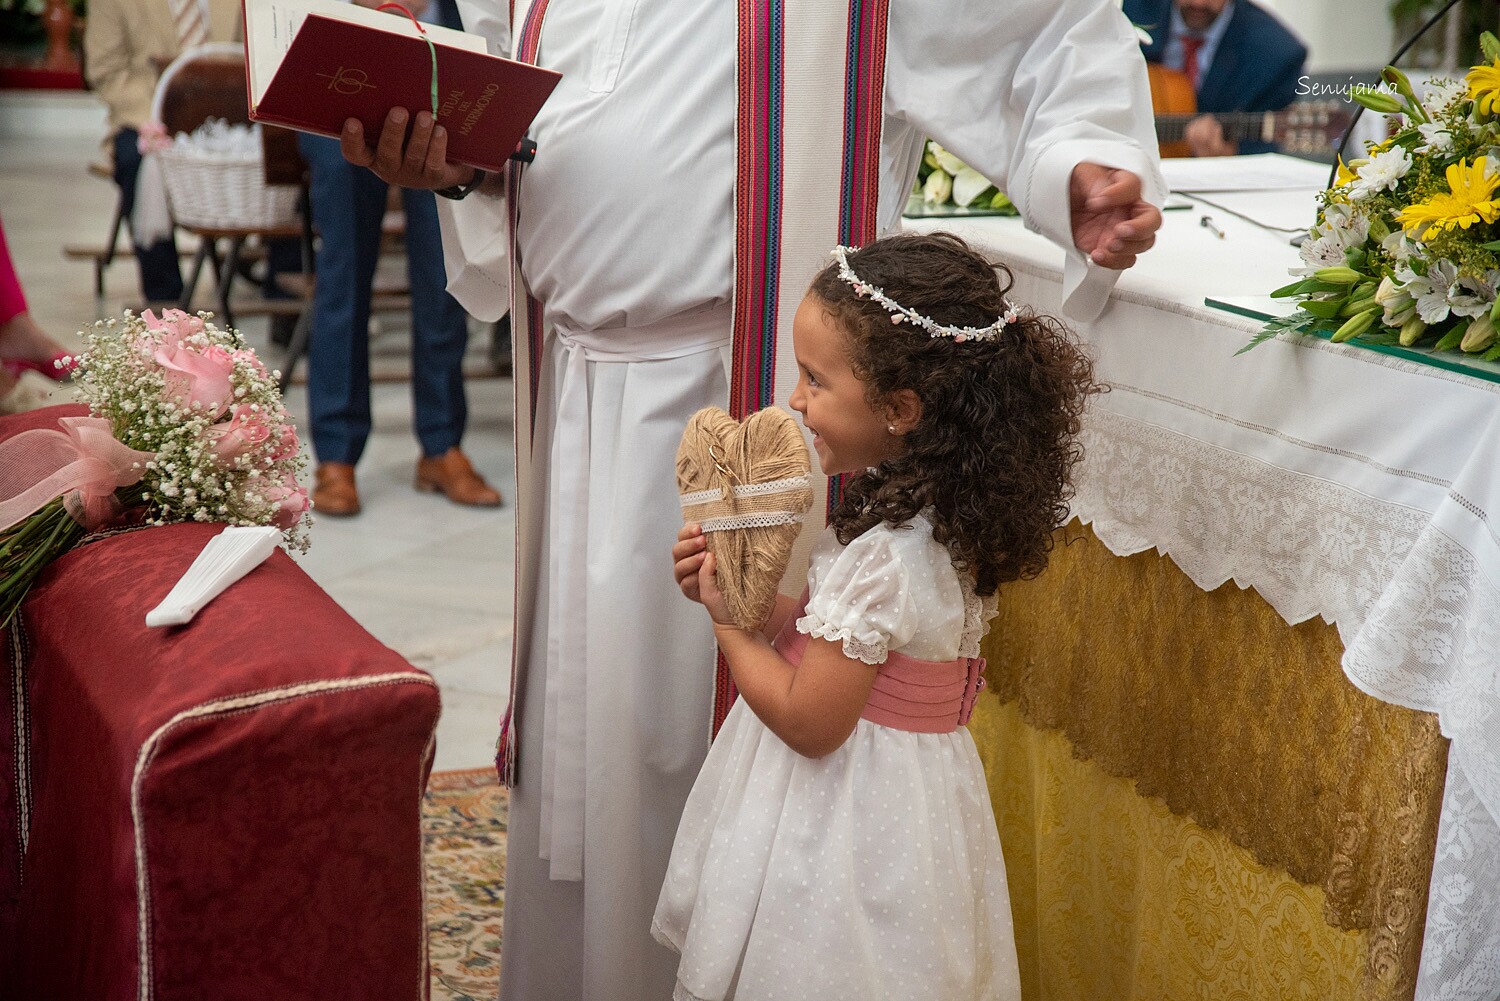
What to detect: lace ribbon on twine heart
<box><xmin>677</xmin><ymin>407</ymin><xmax>813</xmax><ymax>631</ymax></box>
<box><xmin>0</xmin><ymin>416</ymin><xmax>154</xmax><ymax>532</ymax></box>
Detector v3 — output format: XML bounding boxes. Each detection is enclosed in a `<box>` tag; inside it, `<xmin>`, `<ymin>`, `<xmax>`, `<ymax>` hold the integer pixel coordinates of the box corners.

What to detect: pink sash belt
<box><xmin>771</xmin><ymin>595</ymin><xmax>986</xmax><ymax>734</ymax></box>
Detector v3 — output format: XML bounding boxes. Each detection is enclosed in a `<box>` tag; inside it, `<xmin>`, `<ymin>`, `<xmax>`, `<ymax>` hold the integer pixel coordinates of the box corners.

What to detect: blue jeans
<box><xmin>298</xmin><ymin>133</ymin><xmax>470</xmax><ymax>465</ymax></box>
<box><xmin>113</xmin><ymin>128</ymin><xmax>184</xmax><ymax>303</ymax></box>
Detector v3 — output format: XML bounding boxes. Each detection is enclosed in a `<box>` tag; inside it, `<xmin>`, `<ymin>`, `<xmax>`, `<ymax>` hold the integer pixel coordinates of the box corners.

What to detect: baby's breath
<box><xmin>74</xmin><ymin>310</ymin><xmax>311</xmax><ymax>551</ymax></box>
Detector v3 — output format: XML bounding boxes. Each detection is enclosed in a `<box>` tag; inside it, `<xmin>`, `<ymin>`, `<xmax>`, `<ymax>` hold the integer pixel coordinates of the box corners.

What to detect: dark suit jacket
<box><xmin>1124</xmin><ymin>0</ymin><xmax>1308</xmax><ymax>153</ymax></box>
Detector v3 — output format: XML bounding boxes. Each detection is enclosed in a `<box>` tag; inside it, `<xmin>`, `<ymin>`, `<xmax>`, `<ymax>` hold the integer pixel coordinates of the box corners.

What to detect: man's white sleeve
<box><xmin>434</xmin><ymin>0</ymin><xmax>513</xmax><ymax>322</ymax></box>
<box><xmin>887</xmin><ymin>0</ymin><xmax>1166</xmax><ymax>320</ymax></box>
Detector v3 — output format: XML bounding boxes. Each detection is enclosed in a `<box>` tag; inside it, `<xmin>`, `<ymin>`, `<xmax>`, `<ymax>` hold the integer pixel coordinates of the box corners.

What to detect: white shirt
<box><xmin>445</xmin><ymin>0</ymin><xmax>1164</xmax><ymax>328</ymax></box>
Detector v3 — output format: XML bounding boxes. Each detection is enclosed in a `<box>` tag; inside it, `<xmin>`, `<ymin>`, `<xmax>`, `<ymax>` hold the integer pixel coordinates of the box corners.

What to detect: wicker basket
<box><xmin>158</xmin><ymin>147</ymin><xmax>299</xmax><ymax>231</ymax></box>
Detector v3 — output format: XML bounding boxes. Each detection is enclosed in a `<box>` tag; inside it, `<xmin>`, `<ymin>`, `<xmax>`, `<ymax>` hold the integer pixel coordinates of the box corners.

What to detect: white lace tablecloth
<box><xmin>909</xmin><ymin>172</ymin><xmax>1500</xmax><ymax>999</ymax></box>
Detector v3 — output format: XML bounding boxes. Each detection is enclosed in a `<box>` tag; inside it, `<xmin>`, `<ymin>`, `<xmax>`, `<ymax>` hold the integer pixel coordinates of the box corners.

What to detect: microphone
<box><xmin>1327</xmin><ymin>0</ymin><xmax>1464</xmax><ymax>188</ymax></box>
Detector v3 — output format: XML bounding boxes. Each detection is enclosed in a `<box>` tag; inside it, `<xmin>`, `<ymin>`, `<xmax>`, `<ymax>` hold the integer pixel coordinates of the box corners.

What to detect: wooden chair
<box><xmin>62</xmin><ymin>161</ymin><xmax>127</xmax><ymax>300</ymax></box>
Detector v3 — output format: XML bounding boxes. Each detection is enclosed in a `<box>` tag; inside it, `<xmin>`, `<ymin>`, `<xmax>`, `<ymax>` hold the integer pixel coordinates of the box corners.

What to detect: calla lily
<box><xmin>927</xmin><ymin>142</ymin><xmax>967</xmax><ymax>176</ymax></box>
<box><xmin>951</xmin><ymin>166</ymin><xmax>992</xmax><ymax>208</ymax></box>
<box><xmin>922</xmin><ymin>169</ymin><xmax>953</xmax><ymax>205</ymax></box>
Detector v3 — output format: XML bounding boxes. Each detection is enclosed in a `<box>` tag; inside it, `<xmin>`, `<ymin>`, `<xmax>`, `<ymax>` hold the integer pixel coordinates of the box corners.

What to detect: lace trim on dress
<box><xmin>957</xmin><ymin>585</ymin><xmax>997</xmax><ymax>659</ymax></box>
<box><xmin>795</xmin><ymin>614</ymin><xmax>889</xmax><ymax>666</ymax></box>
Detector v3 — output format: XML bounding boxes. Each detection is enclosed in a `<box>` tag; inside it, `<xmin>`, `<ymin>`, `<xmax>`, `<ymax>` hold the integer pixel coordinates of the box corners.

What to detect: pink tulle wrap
<box><xmin>0</xmin><ymin>416</ymin><xmax>155</xmax><ymax>531</ymax></box>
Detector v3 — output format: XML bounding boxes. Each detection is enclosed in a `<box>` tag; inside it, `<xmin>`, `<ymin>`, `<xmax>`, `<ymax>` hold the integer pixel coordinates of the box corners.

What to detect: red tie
<box><xmin>1181</xmin><ymin>35</ymin><xmax>1203</xmax><ymax>90</ymax></box>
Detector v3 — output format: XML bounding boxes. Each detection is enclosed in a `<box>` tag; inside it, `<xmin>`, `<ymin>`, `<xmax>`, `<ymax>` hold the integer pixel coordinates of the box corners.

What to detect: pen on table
<box><xmin>1200</xmin><ymin>216</ymin><xmax>1225</xmax><ymax>239</ymax></box>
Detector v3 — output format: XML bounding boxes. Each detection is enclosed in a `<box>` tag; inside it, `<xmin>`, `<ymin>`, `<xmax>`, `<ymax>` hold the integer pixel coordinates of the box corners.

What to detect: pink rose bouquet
<box><xmin>0</xmin><ymin>309</ymin><xmax>309</xmax><ymax>626</ymax></box>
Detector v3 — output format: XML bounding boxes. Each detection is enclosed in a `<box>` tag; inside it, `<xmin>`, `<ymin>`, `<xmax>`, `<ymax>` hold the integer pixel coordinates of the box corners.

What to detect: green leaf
<box><xmin>1483</xmin><ymin>342</ymin><xmax>1500</xmax><ymax>361</ymax></box>
<box><xmin>1237</xmin><ymin>309</ymin><xmax>1324</xmax><ymax>355</ymax></box>
<box><xmin>1303</xmin><ymin>298</ymin><xmax>1346</xmax><ymax>319</ymax></box>
<box><xmin>1270</xmin><ymin>278</ymin><xmax>1314</xmax><ymax>298</ymax></box>
<box><xmin>1435</xmin><ymin>320</ymin><xmax>1469</xmax><ymax>352</ymax></box>
<box><xmin>1480</xmin><ymin>240</ymin><xmax>1500</xmax><ymax>252</ymax></box>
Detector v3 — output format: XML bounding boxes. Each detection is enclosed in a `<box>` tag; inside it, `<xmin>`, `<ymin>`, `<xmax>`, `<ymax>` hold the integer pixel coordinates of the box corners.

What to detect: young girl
<box><xmin>653</xmin><ymin>233</ymin><xmax>1099</xmax><ymax>1001</ymax></box>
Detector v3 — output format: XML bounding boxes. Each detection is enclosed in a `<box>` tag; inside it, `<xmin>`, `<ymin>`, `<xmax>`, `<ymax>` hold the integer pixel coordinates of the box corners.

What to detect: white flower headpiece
<box><xmin>831</xmin><ymin>245</ymin><xmax>1018</xmax><ymax>342</ymax></box>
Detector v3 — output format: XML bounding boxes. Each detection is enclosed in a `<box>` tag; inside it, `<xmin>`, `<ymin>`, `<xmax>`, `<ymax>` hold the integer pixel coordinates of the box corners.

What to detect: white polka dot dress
<box><xmin>652</xmin><ymin>516</ymin><xmax>1021</xmax><ymax>1001</ymax></box>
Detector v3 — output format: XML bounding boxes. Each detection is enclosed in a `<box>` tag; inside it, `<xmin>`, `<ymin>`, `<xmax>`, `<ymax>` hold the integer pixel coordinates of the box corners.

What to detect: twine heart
<box><xmin>677</xmin><ymin>407</ymin><xmax>813</xmax><ymax>631</ymax></box>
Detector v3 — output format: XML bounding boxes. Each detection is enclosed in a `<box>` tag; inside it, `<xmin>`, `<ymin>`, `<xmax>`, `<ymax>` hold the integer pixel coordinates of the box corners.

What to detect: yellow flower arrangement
<box><xmin>1397</xmin><ymin>157</ymin><xmax>1500</xmax><ymax>235</ymax></box>
<box><xmin>1252</xmin><ymin>35</ymin><xmax>1500</xmax><ymax>359</ymax></box>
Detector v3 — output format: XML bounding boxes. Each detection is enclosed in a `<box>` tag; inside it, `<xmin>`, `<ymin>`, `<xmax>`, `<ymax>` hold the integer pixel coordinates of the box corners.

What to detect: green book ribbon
<box><xmin>377</xmin><ymin>2</ymin><xmax>439</xmax><ymax>116</ymax></box>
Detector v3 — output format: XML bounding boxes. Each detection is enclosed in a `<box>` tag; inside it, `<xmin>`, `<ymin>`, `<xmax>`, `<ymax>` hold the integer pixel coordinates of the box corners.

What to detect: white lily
<box><xmin>1376</xmin><ymin>276</ymin><xmax>1418</xmax><ymax>325</ymax></box>
<box><xmin>1292</xmin><ymin>204</ymin><xmax>1369</xmax><ymax>276</ymax></box>
<box><xmin>1397</xmin><ymin>259</ymin><xmax>1460</xmax><ymax>324</ymax></box>
<box><xmin>927</xmin><ymin>141</ymin><xmax>967</xmax><ymax>177</ymax></box>
<box><xmin>1448</xmin><ymin>269</ymin><xmax>1500</xmax><ymax>318</ymax></box>
<box><xmin>922</xmin><ymin>169</ymin><xmax>953</xmax><ymax>205</ymax></box>
<box><xmin>951</xmin><ymin>166</ymin><xmax>992</xmax><ymax>208</ymax></box>
<box><xmin>1382</xmin><ymin>229</ymin><xmax>1417</xmax><ymax>262</ymax></box>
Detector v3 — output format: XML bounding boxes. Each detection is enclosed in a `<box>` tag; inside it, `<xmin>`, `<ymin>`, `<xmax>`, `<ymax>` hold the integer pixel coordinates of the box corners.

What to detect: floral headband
<box><xmin>831</xmin><ymin>245</ymin><xmax>1018</xmax><ymax>343</ymax></box>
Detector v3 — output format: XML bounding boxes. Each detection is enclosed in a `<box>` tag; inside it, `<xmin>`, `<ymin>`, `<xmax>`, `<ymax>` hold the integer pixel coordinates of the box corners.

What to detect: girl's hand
<box><xmin>697</xmin><ymin>551</ymin><xmax>737</xmax><ymax>627</ymax></box>
<box><xmin>673</xmin><ymin>523</ymin><xmax>710</xmax><ymax>604</ymax></box>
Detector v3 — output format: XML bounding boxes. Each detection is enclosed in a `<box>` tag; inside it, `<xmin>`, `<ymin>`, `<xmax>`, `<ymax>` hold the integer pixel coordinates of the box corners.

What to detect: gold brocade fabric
<box><xmin>974</xmin><ymin>700</ymin><xmax>1366</xmax><ymax>1001</ymax></box>
<box><xmin>976</xmin><ymin>522</ymin><xmax>1448</xmax><ymax>1000</ymax></box>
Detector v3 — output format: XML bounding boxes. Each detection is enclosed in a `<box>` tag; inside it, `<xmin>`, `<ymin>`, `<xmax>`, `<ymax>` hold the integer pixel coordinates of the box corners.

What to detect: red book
<box><xmin>245</xmin><ymin>0</ymin><xmax>560</xmax><ymax>173</ymax></box>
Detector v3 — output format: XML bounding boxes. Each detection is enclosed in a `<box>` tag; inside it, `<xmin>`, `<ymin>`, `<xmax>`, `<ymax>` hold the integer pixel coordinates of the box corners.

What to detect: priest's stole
<box><xmin>972</xmin><ymin>522</ymin><xmax>1446</xmax><ymax>1001</ymax></box>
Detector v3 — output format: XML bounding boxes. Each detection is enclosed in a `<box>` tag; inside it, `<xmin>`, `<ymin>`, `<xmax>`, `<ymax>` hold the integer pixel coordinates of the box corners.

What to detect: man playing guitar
<box><xmin>1127</xmin><ymin>0</ymin><xmax>1308</xmax><ymax>157</ymax></box>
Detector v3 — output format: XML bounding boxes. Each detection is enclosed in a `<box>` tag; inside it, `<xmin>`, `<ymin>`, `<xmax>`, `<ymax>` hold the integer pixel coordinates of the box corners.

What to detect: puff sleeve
<box><xmin>796</xmin><ymin>529</ymin><xmax>918</xmax><ymax>666</ymax></box>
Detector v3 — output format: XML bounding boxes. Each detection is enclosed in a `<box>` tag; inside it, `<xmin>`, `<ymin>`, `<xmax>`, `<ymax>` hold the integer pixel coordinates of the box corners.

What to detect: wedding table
<box><xmin>908</xmin><ymin>155</ymin><xmax>1500</xmax><ymax>1001</ymax></box>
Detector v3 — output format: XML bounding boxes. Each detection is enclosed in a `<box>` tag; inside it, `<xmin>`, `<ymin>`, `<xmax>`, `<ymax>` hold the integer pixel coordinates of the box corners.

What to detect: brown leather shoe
<box><xmin>415</xmin><ymin>448</ymin><xmax>503</xmax><ymax>507</ymax></box>
<box><xmin>313</xmin><ymin>462</ymin><xmax>361</xmax><ymax>517</ymax></box>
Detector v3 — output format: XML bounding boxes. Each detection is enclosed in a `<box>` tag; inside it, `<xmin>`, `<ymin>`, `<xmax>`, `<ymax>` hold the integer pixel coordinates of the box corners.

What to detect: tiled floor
<box><xmin>1</xmin><ymin>106</ymin><xmax>514</xmax><ymax>771</ymax></box>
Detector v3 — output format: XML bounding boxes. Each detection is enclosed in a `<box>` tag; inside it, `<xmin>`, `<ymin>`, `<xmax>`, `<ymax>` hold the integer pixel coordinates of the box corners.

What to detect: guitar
<box><xmin>1146</xmin><ymin>64</ymin><xmax>1353</xmax><ymax>158</ymax></box>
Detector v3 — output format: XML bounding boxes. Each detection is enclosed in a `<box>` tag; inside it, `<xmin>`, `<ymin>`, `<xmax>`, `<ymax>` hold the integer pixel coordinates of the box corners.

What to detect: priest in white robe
<box><xmin>342</xmin><ymin>1</ymin><xmax>1164</xmax><ymax>998</ymax></box>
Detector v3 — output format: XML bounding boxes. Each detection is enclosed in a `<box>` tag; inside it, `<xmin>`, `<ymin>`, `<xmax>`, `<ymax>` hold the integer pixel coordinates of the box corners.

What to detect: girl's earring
<box><xmin>887</xmin><ymin>424</ymin><xmax>898</xmax><ymax>435</ymax></box>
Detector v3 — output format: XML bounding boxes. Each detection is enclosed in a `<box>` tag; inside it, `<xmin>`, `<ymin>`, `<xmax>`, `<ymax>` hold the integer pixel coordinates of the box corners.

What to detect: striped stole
<box><xmin>718</xmin><ymin>0</ymin><xmax>891</xmax><ymax>734</ymax></box>
<box><xmin>497</xmin><ymin>0</ymin><xmax>892</xmax><ymax>781</ymax></box>
<box><xmin>497</xmin><ymin>0</ymin><xmax>551</xmax><ymax>786</ymax></box>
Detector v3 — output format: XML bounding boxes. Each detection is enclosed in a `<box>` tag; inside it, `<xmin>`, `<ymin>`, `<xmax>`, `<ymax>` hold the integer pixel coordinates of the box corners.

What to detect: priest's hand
<box><xmin>1069</xmin><ymin>163</ymin><xmax>1161</xmax><ymax>270</ymax></box>
<box><xmin>340</xmin><ymin>108</ymin><xmax>473</xmax><ymax>191</ymax></box>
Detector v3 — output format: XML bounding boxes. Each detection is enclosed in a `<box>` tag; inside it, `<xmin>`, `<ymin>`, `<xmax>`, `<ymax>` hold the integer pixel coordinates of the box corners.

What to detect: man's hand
<box><xmin>340</xmin><ymin>108</ymin><xmax>473</xmax><ymax>190</ymax></box>
<box><xmin>1069</xmin><ymin>163</ymin><xmax>1161</xmax><ymax>270</ymax></box>
<box><xmin>1185</xmin><ymin>114</ymin><xmax>1237</xmax><ymax>158</ymax></box>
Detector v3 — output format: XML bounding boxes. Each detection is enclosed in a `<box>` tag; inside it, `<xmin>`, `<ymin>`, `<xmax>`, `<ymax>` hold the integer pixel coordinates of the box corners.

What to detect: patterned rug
<box><xmin>425</xmin><ymin>768</ymin><xmax>508</xmax><ymax>1001</ymax></box>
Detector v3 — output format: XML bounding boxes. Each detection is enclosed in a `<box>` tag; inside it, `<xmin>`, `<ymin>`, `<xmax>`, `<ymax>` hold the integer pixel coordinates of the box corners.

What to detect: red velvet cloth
<box><xmin>0</xmin><ymin>406</ymin><xmax>441</xmax><ymax>1000</ymax></box>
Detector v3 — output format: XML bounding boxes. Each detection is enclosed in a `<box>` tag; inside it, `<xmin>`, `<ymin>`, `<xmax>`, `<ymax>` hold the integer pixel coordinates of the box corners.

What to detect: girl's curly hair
<box><xmin>809</xmin><ymin>232</ymin><xmax>1101</xmax><ymax>597</ymax></box>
